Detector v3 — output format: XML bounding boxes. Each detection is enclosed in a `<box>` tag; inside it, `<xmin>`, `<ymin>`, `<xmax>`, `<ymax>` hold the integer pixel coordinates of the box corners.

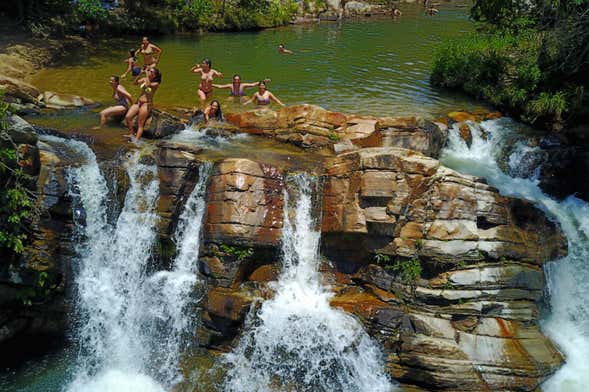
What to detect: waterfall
<box><xmin>58</xmin><ymin>139</ymin><xmax>210</xmax><ymax>391</ymax></box>
<box><xmin>223</xmin><ymin>174</ymin><xmax>394</xmax><ymax>392</ymax></box>
<box><xmin>142</xmin><ymin>161</ymin><xmax>212</xmax><ymax>385</ymax></box>
<box><xmin>441</xmin><ymin>119</ymin><xmax>589</xmax><ymax>391</ymax></box>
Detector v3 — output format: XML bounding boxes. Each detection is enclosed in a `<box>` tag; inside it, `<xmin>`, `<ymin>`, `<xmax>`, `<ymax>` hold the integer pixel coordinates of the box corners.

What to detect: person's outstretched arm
<box><xmin>269</xmin><ymin>92</ymin><xmax>285</xmax><ymax>106</ymax></box>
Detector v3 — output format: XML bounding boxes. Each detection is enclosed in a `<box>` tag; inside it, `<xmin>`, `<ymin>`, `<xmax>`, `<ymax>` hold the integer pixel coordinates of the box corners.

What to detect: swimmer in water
<box><xmin>391</xmin><ymin>2</ymin><xmax>402</xmax><ymax>16</ymax></box>
<box><xmin>191</xmin><ymin>58</ymin><xmax>224</xmax><ymax>102</ymax></box>
<box><xmin>121</xmin><ymin>49</ymin><xmax>141</xmax><ymax>79</ymax></box>
<box><xmin>136</xmin><ymin>36</ymin><xmax>163</xmax><ymax>69</ymax></box>
<box><xmin>244</xmin><ymin>81</ymin><xmax>285</xmax><ymax>107</ymax></box>
<box><xmin>427</xmin><ymin>5</ymin><xmax>439</xmax><ymax>15</ymax></box>
<box><xmin>213</xmin><ymin>74</ymin><xmax>271</xmax><ymax>99</ymax></box>
<box><xmin>124</xmin><ymin>67</ymin><xmax>161</xmax><ymax>143</ymax></box>
<box><xmin>96</xmin><ymin>75</ymin><xmax>133</xmax><ymax>128</ymax></box>
<box><xmin>278</xmin><ymin>44</ymin><xmax>294</xmax><ymax>55</ymax></box>
<box><xmin>204</xmin><ymin>100</ymin><xmax>223</xmax><ymax>122</ymax></box>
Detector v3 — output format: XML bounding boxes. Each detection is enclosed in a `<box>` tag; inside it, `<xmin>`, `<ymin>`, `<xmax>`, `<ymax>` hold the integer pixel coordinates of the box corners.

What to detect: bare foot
<box><xmin>123</xmin><ymin>134</ymin><xmax>134</xmax><ymax>139</ymax></box>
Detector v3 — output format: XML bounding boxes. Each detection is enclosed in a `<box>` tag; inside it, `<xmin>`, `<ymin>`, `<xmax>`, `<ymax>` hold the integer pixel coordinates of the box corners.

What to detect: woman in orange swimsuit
<box><xmin>244</xmin><ymin>81</ymin><xmax>285</xmax><ymax>107</ymax></box>
<box><xmin>191</xmin><ymin>58</ymin><xmax>223</xmax><ymax>103</ymax></box>
<box><xmin>124</xmin><ymin>67</ymin><xmax>161</xmax><ymax>143</ymax></box>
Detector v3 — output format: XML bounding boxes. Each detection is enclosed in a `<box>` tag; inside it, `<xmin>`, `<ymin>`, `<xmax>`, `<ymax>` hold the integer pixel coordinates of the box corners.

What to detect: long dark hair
<box><xmin>202</xmin><ymin>58</ymin><xmax>212</xmax><ymax>68</ymax></box>
<box><xmin>151</xmin><ymin>68</ymin><xmax>162</xmax><ymax>83</ymax></box>
<box><xmin>209</xmin><ymin>100</ymin><xmax>223</xmax><ymax>121</ymax></box>
<box><xmin>129</xmin><ymin>49</ymin><xmax>136</xmax><ymax>59</ymax></box>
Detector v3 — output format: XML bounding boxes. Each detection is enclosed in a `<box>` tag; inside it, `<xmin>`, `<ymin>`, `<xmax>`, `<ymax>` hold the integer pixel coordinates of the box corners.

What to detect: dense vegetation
<box><xmin>0</xmin><ymin>90</ymin><xmax>34</xmax><ymax>263</ymax></box>
<box><xmin>0</xmin><ymin>0</ymin><xmax>300</xmax><ymax>36</ymax></box>
<box><xmin>432</xmin><ymin>0</ymin><xmax>589</xmax><ymax>131</ymax></box>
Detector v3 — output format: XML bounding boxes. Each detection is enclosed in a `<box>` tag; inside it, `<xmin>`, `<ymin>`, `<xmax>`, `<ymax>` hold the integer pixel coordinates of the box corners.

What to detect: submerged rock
<box><xmin>38</xmin><ymin>91</ymin><xmax>96</xmax><ymax>109</ymax></box>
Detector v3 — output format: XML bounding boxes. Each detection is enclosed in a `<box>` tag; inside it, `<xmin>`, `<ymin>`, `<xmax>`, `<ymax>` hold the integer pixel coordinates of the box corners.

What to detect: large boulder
<box><xmin>140</xmin><ymin>109</ymin><xmax>187</xmax><ymax>139</ymax></box>
<box><xmin>344</xmin><ymin>1</ymin><xmax>373</xmax><ymax>16</ymax></box>
<box><xmin>38</xmin><ymin>91</ymin><xmax>96</xmax><ymax>109</ymax></box>
<box><xmin>204</xmin><ymin>158</ymin><xmax>284</xmax><ymax>247</ymax></box>
<box><xmin>0</xmin><ymin>74</ymin><xmax>40</xmax><ymax>104</ymax></box>
<box><xmin>225</xmin><ymin>104</ymin><xmax>445</xmax><ymax>155</ymax></box>
<box><xmin>321</xmin><ymin>147</ymin><xmax>567</xmax><ymax>391</ymax></box>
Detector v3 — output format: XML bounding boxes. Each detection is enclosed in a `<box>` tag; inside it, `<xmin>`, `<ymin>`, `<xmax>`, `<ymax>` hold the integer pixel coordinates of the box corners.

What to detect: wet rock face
<box><xmin>225</xmin><ymin>104</ymin><xmax>446</xmax><ymax>155</ymax></box>
<box><xmin>38</xmin><ymin>91</ymin><xmax>96</xmax><ymax>109</ymax></box>
<box><xmin>197</xmin><ymin>158</ymin><xmax>284</xmax><ymax>348</ymax></box>
<box><xmin>0</xmin><ymin>120</ymin><xmax>75</xmax><ymax>346</ymax></box>
<box><xmin>204</xmin><ymin>158</ymin><xmax>284</xmax><ymax>247</ymax></box>
<box><xmin>155</xmin><ymin>140</ymin><xmax>203</xmax><ymax>243</ymax></box>
<box><xmin>139</xmin><ymin>109</ymin><xmax>187</xmax><ymax>139</ymax></box>
<box><xmin>321</xmin><ymin>147</ymin><xmax>567</xmax><ymax>391</ymax></box>
<box><xmin>322</xmin><ymin>147</ymin><xmax>566</xmax><ymax>265</ymax></box>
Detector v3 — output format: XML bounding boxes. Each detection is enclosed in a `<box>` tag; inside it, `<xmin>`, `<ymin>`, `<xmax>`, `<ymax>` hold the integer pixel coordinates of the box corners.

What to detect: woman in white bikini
<box><xmin>137</xmin><ymin>36</ymin><xmax>163</xmax><ymax>69</ymax></box>
<box><xmin>124</xmin><ymin>67</ymin><xmax>161</xmax><ymax>143</ymax></box>
<box><xmin>191</xmin><ymin>58</ymin><xmax>223</xmax><ymax>102</ymax></box>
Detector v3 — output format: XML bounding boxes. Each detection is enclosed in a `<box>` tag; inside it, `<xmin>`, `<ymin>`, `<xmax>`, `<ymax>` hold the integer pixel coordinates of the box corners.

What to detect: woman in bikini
<box><xmin>244</xmin><ymin>81</ymin><xmax>285</xmax><ymax>107</ymax></box>
<box><xmin>137</xmin><ymin>36</ymin><xmax>163</xmax><ymax>69</ymax></box>
<box><xmin>121</xmin><ymin>49</ymin><xmax>142</xmax><ymax>79</ymax></box>
<box><xmin>213</xmin><ymin>74</ymin><xmax>271</xmax><ymax>100</ymax></box>
<box><xmin>96</xmin><ymin>75</ymin><xmax>133</xmax><ymax>128</ymax></box>
<box><xmin>191</xmin><ymin>58</ymin><xmax>223</xmax><ymax>102</ymax></box>
<box><xmin>124</xmin><ymin>67</ymin><xmax>161</xmax><ymax>143</ymax></box>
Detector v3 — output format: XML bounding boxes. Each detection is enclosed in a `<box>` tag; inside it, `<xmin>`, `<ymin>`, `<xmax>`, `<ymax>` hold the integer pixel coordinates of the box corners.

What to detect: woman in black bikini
<box><xmin>191</xmin><ymin>58</ymin><xmax>223</xmax><ymax>102</ymax></box>
<box><xmin>121</xmin><ymin>49</ymin><xmax>141</xmax><ymax>79</ymax></box>
<box><xmin>244</xmin><ymin>81</ymin><xmax>285</xmax><ymax>107</ymax></box>
<box><xmin>97</xmin><ymin>75</ymin><xmax>132</xmax><ymax>128</ymax></box>
<box><xmin>125</xmin><ymin>67</ymin><xmax>161</xmax><ymax>143</ymax></box>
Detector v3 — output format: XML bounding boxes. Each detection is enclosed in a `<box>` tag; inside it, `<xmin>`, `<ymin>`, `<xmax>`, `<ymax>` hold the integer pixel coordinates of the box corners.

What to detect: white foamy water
<box><xmin>171</xmin><ymin>125</ymin><xmax>250</xmax><ymax>149</ymax></box>
<box><xmin>441</xmin><ymin>119</ymin><xmax>589</xmax><ymax>392</ymax></box>
<box><xmin>223</xmin><ymin>174</ymin><xmax>394</xmax><ymax>392</ymax></box>
<box><xmin>62</xmin><ymin>142</ymin><xmax>211</xmax><ymax>391</ymax></box>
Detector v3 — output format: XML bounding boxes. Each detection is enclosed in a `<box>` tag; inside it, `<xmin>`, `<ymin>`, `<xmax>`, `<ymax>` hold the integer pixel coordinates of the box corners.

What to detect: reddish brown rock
<box><xmin>321</xmin><ymin>147</ymin><xmax>567</xmax><ymax>391</ymax></box>
<box><xmin>204</xmin><ymin>158</ymin><xmax>284</xmax><ymax>247</ymax></box>
<box><xmin>225</xmin><ymin>105</ymin><xmax>445</xmax><ymax>156</ymax></box>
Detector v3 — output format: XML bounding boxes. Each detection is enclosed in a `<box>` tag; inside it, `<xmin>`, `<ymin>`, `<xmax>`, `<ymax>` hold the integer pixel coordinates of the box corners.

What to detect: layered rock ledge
<box><xmin>225</xmin><ymin>104</ymin><xmax>447</xmax><ymax>157</ymax></box>
<box><xmin>321</xmin><ymin>147</ymin><xmax>567</xmax><ymax>391</ymax></box>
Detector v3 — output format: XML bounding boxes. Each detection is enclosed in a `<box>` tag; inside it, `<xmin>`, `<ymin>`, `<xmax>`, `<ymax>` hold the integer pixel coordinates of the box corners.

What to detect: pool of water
<box><xmin>31</xmin><ymin>1</ymin><xmax>482</xmax><ymax>119</ymax></box>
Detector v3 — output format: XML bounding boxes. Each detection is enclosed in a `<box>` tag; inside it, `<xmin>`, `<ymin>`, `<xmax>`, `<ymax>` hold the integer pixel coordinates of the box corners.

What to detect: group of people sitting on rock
<box><xmin>98</xmin><ymin>36</ymin><xmax>290</xmax><ymax>143</ymax></box>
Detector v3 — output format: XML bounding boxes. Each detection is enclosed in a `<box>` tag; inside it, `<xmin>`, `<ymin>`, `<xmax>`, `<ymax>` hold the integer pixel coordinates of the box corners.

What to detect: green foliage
<box><xmin>392</xmin><ymin>257</ymin><xmax>422</xmax><ymax>286</ymax></box>
<box><xmin>74</xmin><ymin>0</ymin><xmax>108</xmax><ymax>23</ymax></box>
<box><xmin>373</xmin><ymin>252</ymin><xmax>391</xmax><ymax>265</ymax></box>
<box><xmin>373</xmin><ymin>253</ymin><xmax>421</xmax><ymax>286</ymax></box>
<box><xmin>434</xmin><ymin>0</ymin><xmax>589</xmax><ymax>130</ymax></box>
<box><xmin>16</xmin><ymin>271</ymin><xmax>57</xmax><ymax>306</ymax></box>
<box><xmin>219</xmin><ymin>243</ymin><xmax>254</xmax><ymax>261</ymax></box>
<box><xmin>0</xmin><ymin>90</ymin><xmax>34</xmax><ymax>256</ymax></box>
<box><xmin>328</xmin><ymin>132</ymin><xmax>340</xmax><ymax>142</ymax></box>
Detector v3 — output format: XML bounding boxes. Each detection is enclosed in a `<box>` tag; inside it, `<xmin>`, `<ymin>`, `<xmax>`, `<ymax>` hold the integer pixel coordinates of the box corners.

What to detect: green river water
<box><xmin>1</xmin><ymin>2</ymin><xmax>486</xmax><ymax>391</ymax></box>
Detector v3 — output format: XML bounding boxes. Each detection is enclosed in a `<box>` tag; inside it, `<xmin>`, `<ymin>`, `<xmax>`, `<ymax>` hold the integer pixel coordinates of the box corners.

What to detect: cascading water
<box><xmin>441</xmin><ymin>119</ymin><xmax>589</xmax><ymax>391</ymax></box>
<box><xmin>62</xmin><ymin>141</ymin><xmax>211</xmax><ymax>392</ymax></box>
<box><xmin>223</xmin><ymin>174</ymin><xmax>394</xmax><ymax>392</ymax></box>
<box><xmin>141</xmin><ymin>161</ymin><xmax>212</xmax><ymax>385</ymax></box>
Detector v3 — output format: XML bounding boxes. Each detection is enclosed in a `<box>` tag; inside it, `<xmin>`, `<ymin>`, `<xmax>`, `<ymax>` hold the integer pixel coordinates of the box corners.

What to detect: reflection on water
<box><xmin>32</xmin><ymin>2</ymin><xmax>479</xmax><ymax>118</ymax></box>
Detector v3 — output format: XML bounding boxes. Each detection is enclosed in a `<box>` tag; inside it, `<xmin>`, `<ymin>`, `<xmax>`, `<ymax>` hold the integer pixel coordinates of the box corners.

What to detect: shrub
<box><xmin>431</xmin><ymin>29</ymin><xmax>584</xmax><ymax>130</ymax></box>
<box><xmin>0</xmin><ymin>90</ymin><xmax>34</xmax><ymax>257</ymax></box>
<box><xmin>74</xmin><ymin>0</ymin><xmax>109</xmax><ymax>24</ymax></box>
